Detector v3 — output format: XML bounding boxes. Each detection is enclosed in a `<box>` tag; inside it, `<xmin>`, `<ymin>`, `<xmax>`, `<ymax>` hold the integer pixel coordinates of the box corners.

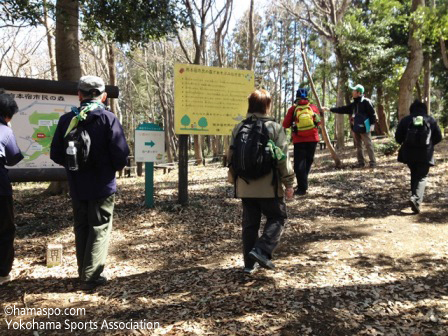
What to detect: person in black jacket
<box><xmin>323</xmin><ymin>84</ymin><xmax>377</xmax><ymax>168</ymax></box>
<box><xmin>0</xmin><ymin>90</ymin><xmax>23</xmax><ymax>286</ymax></box>
<box><xmin>50</xmin><ymin>76</ymin><xmax>130</xmax><ymax>289</ymax></box>
<box><xmin>395</xmin><ymin>100</ymin><xmax>442</xmax><ymax>214</ymax></box>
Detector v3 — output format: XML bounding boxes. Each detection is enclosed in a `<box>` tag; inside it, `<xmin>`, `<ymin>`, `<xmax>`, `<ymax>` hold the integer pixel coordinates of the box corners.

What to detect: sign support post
<box><xmin>145</xmin><ymin>162</ymin><xmax>154</xmax><ymax>208</ymax></box>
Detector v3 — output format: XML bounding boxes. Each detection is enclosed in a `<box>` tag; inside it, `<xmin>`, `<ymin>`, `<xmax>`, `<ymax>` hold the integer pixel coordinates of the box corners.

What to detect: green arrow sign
<box><xmin>145</xmin><ymin>141</ymin><xmax>155</xmax><ymax>147</ymax></box>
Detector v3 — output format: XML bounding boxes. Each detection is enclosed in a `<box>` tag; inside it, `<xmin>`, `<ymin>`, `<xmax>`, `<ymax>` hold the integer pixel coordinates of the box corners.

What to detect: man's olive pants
<box><xmin>353</xmin><ymin>131</ymin><xmax>376</xmax><ymax>166</ymax></box>
<box><xmin>72</xmin><ymin>194</ymin><xmax>114</xmax><ymax>282</ymax></box>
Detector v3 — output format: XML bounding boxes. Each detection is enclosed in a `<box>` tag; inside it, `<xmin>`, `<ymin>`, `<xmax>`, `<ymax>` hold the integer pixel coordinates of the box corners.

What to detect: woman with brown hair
<box><xmin>228</xmin><ymin>89</ymin><xmax>295</xmax><ymax>274</ymax></box>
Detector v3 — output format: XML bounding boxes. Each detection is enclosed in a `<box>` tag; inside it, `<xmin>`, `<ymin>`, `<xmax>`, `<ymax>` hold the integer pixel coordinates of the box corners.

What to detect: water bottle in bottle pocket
<box><xmin>66</xmin><ymin>141</ymin><xmax>78</xmax><ymax>171</ymax></box>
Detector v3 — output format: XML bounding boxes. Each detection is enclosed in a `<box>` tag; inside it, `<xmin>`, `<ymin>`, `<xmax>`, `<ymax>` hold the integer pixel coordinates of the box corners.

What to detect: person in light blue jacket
<box><xmin>0</xmin><ymin>89</ymin><xmax>24</xmax><ymax>286</ymax></box>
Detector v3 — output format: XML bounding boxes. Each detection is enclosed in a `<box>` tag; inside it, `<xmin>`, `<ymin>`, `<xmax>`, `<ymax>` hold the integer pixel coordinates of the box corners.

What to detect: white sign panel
<box><xmin>6</xmin><ymin>90</ymin><xmax>79</xmax><ymax>169</ymax></box>
<box><xmin>135</xmin><ymin>124</ymin><xmax>165</xmax><ymax>163</ymax></box>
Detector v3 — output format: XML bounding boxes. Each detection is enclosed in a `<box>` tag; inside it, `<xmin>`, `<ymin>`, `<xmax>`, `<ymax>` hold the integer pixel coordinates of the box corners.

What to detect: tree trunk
<box><xmin>278</xmin><ymin>21</ymin><xmax>283</xmax><ymax>123</ymax></box>
<box><xmin>398</xmin><ymin>0</ymin><xmax>425</xmax><ymax>120</ymax></box>
<box><xmin>42</xmin><ymin>0</ymin><xmax>56</xmax><ymax>80</ymax></box>
<box><xmin>107</xmin><ymin>42</ymin><xmax>121</xmax><ymax>121</ymax></box>
<box><xmin>335</xmin><ymin>76</ymin><xmax>345</xmax><ymax>148</ymax></box>
<box><xmin>441</xmin><ymin>38</ymin><xmax>448</xmax><ymax>70</ymax></box>
<box><xmin>415</xmin><ymin>79</ymin><xmax>422</xmax><ymax>101</ymax></box>
<box><xmin>55</xmin><ymin>0</ymin><xmax>81</xmax><ymax>81</ymax></box>
<box><xmin>193</xmin><ymin>135</ymin><xmax>203</xmax><ymax>165</ymax></box>
<box><xmin>335</xmin><ymin>49</ymin><xmax>346</xmax><ymax>148</ymax></box>
<box><xmin>322</xmin><ymin>41</ymin><xmax>328</xmax><ymax>107</ymax></box>
<box><xmin>385</xmin><ymin>93</ymin><xmax>391</xmax><ymax>130</ymax></box>
<box><xmin>423</xmin><ymin>55</ymin><xmax>431</xmax><ymax>113</ymax></box>
<box><xmin>247</xmin><ymin>0</ymin><xmax>254</xmax><ymax>71</ymax></box>
<box><xmin>46</xmin><ymin>0</ymin><xmax>81</xmax><ymax>195</ymax></box>
<box><xmin>376</xmin><ymin>86</ymin><xmax>389</xmax><ymax>135</ymax></box>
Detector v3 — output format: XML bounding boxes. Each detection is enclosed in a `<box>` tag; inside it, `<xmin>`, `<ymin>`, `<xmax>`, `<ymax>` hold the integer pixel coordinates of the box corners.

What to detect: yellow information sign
<box><xmin>174</xmin><ymin>63</ymin><xmax>254</xmax><ymax>135</ymax></box>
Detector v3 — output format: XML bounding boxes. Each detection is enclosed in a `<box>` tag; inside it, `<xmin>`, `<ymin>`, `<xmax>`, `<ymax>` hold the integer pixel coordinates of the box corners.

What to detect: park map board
<box><xmin>174</xmin><ymin>64</ymin><xmax>254</xmax><ymax>135</ymax></box>
<box><xmin>6</xmin><ymin>90</ymin><xmax>79</xmax><ymax>170</ymax></box>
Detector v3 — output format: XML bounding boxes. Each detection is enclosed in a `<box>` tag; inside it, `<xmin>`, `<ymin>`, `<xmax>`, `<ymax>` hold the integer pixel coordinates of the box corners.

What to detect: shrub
<box><xmin>374</xmin><ymin>137</ymin><xmax>400</xmax><ymax>156</ymax></box>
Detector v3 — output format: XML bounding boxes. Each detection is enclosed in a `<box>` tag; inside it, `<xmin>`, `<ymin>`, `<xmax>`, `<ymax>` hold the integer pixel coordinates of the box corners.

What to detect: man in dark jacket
<box><xmin>50</xmin><ymin>76</ymin><xmax>129</xmax><ymax>289</ymax></box>
<box><xmin>0</xmin><ymin>89</ymin><xmax>23</xmax><ymax>286</ymax></box>
<box><xmin>395</xmin><ymin>100</ymin><xmax>442</xmax><ymax>214</ymax></box>
<box><xmin>323</xmin><ymin>84</ymin><xmax>377</xmax><ymax>168</ymax></box>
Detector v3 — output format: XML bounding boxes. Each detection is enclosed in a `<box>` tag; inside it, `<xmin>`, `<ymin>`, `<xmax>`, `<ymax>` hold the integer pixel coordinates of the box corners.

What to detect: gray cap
<box><xmin>78</xmin><ymin>75</ymin><xmax>105</xmax><ymax>94</ymax></box>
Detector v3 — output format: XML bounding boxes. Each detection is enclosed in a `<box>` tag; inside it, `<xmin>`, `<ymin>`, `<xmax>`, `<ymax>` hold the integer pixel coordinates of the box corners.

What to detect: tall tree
<box><xmin>398</xmin><ymin>0</ymin><xmax>425</xmax><ymax>120</ymax></box>
<box><xmin>55</xmin><ymin>0</ymin><xmax>81</xmax><ymax>81</ymax></box>
<box><xmin>46</xmin><ymin>0</ymin><xmax>81</xmax><ymax>195</ymax></box>
<box><xmin>247</xmin><ymin>0</ymin><xmax>255</xmax><ymax>71</ymax></box>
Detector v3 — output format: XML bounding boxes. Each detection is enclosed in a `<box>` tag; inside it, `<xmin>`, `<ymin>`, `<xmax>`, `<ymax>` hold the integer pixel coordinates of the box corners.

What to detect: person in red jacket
<box><xmin>282</xmin><ymin>88</ymin><xmax>321</xmax><ymax>196</ymax></box>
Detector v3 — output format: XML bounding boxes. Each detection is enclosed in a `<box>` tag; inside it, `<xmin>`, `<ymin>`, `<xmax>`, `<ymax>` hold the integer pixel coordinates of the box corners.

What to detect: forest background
<box><xmin>1</xmin><ymin>0</ymin><xmax>447</xmax><ymax>164</ymax></box>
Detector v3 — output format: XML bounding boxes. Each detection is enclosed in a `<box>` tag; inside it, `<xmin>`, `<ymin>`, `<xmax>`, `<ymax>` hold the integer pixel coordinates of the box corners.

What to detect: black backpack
<box><xmin>64</xmin><ymin>118</ymin><xmax>95</xmax><ymax>171</ymax></box>
<box><xmin>405</xmin><ymin>116</ymin><xmax>431</xmax><ymax>148</ymax></box>
<box><xmin>231</xmin><ymin>117</ymin><xmax>274</xmax><ymax>180</ymax></box>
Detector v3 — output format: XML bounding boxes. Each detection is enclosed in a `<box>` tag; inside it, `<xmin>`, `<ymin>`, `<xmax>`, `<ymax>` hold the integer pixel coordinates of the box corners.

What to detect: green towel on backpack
<box><xmin>413</xmin><ymin>116</ymin><xmax>424</xmax><ymax>126</ymax></box>
<box><xmin>267</xmin><ymin>140</ymin><xmax>286</xmax><ymax>161</ymax></box>
<box><xmin>64</xmin><ymin>102</ymin><xmax>104</xmax><ymax>137</ymax></box>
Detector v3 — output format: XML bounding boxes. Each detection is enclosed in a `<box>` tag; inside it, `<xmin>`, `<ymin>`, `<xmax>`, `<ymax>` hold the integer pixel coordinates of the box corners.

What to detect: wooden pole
<box><xmin>178</xmin><ymin>135</ymin><xmax>189</xmax><ymax>205</ymax></box>
<box><xmin>300</xmin><ymin>39</ymin><xmax>342</xmax><ymax>168</ymax></box>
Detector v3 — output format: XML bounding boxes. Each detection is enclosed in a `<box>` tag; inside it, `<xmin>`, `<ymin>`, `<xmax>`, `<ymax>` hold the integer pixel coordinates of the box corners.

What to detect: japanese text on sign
<box><xmin>174</xmin><ymin>64</ymin><xmax>254</xmax><ymax>135</ymax></box>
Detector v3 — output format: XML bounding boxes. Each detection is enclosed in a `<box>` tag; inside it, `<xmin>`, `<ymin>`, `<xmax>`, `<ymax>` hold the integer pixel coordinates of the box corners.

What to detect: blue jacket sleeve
<box><xmin>5</xmin><ymin>131</ymin><xmax>24</xmax><ymax>166</ymax></box>
<box><xmin>50</xmin><ymin>117</ymin><xmax>66</xmax><ymax>166</ymax></box>
<box><xmin>108</xmin><ymin>116</ymin><xmax>130</xmax><ymax>171</ymax></box>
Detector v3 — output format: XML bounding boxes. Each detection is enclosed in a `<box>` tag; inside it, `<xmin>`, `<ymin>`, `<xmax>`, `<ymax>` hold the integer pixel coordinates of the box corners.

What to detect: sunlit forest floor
<box><xmin>1</xmin><ymin>138</ymin><xmax>448</xmax><ymax>335</ymax></box>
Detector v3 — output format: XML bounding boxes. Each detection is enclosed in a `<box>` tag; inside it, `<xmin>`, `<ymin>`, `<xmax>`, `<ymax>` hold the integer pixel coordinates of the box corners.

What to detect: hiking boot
<box><xmin>81</xmin><ymin>276</ymin><xmax>107</xmax><ymax>290</ymax></box>
<box><xmin>409</xmin><ymin>198</ymin><xmax>420</xmax><ymax>214</ymax></box>
<box><xmin>353</xmin><ymin>163</ymin><xmax>365</xmax><ymax>168</ymax></box>
<box><xmin>0</xmin><ymin>275</ymin><xmax>12</xmax><ymax>286</ymax></box>
<box><xmin>369</xmin><ymin>162</ymin><xmax>376</xmax><ymax>168</ymax></box>
<box><xmin>243</xmin><ymin>264</ymin><xmax>259</xmax><ymax>275</ymax></box>
<box><xmin>249</xmin><ymin>248</ymin><xmax>275</xmax><ymax>270</ymax></box>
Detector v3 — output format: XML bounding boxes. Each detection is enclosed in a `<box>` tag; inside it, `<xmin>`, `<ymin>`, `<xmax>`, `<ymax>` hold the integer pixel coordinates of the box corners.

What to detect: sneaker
<box><xmin>249</xmin><ymin>248</ymin><xmax>275</xmax><ymax>270</ymax></box>
<box><xmin>294</xmin><ymin>189</ymin><xmax>307</xmax><ymax>196</ymax></box>
<box><xmin>409</xmin><ymin>198</ymin><xmax>420</xmax><ymax>214</ymax></box>
<box><xmin>81</xmin><ymin>276</ymin><xmax>107</xmax><ymax>290</ymax></box>
<box><xmin>0</xmin><ymin>275</ymin><xmax>12</xmax><ymax>285</ymax></box>
<box><xmin>243</xmin><ymin>264</ymin><xmax>259</xmax><ymax>275</ymax></box>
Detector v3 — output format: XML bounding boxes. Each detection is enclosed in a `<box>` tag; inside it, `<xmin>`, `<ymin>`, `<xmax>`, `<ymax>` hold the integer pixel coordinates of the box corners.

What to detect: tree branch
<box><xmin>311</xmin><ymin>0</ymin><xmax>331</xmax><ymax>15</ymax></box>
<box><xmin>177</xmin><ymin>33</ymin><xmax>193</xmax><ymax>64</ymax></box>
<box><xmin>336</xmin><ymin>0</ymin><xmax>351</xmax><ymax>22</ymax></box>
